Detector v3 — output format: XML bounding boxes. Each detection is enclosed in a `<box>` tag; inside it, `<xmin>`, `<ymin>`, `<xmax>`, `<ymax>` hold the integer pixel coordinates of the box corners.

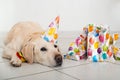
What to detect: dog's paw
<box><xmin>10</xmin><ymin>58</ymin><xmax>22</xmax><ymax>67</ymax></box>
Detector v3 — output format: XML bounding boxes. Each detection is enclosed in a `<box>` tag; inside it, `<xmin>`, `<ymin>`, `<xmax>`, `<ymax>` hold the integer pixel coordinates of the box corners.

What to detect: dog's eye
<box><xmin>54</xmin><ymin>45</ymin><xmax>57</xmax><ymax>48</ymax></box>
<box><xmin>40</xmin><ymin>47</ymin><xmax>47</xmax><ymax>51</ymax></box>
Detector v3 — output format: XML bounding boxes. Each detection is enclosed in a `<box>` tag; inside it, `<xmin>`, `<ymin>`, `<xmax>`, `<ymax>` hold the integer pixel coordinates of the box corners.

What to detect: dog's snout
<box><xmin>55</xmin><ymin>54</ymin><xmax>62</xmax><ymax>66</ymax></box>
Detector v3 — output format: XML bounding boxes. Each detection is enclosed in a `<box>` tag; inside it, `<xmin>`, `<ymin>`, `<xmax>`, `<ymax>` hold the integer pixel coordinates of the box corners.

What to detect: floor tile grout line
<box><xmin>1</xmin><ymin>59</ymin><xmax>120</xmax><ymax>80</ymax></box>
<box><xmin>0</xmin><ymin>61</ymin><xmax>9</xmax><ymax>63</ymax></box>
<box><xmin>106</xmin><ymin>61</ymin><xmax>120</xmax><ymax>65</ymax></box>
<box><xmin>52</xmin><ymin>61</ymin><xmax>120</xmax><ymax>70</ymax></box>
<box><xmin>3</xmin><ymin>61</ymin><xmax>120</xmax><ymax>80</ymax></box>
<box><xmin>49</xmin><ymin>63</ymin><xmax>92</xmax><ymax>71</ymax></box>
<box><xmin>52</xmin><ymin>61</ymin><xmax>120</xmax><ymax>80</ymax></box>
<box><xmin>4</xmin><ymin>70</ymin><xmax>55</xmax><ymax>80</ymax></box>
<box><xmin>54</xmin><ymin>69</ymin><xmax>80</xmax><ymax>80</ymax></box>
<box><xmin>4</xmin><ymin>64</ymin><xmax>84</xmax><ymax>80</ymax></box>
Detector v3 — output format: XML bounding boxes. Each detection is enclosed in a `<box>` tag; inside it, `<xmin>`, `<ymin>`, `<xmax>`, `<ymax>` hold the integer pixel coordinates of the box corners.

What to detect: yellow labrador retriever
<box><xmin>2</xmin><ymin>22</ymin><xmax>62</xmax><ymax>67</ymax></box>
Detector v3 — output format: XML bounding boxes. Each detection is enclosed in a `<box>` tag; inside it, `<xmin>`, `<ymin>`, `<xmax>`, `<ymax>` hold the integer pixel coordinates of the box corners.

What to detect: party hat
<box><xmin>42</xmin><ymin>16</ymin><xmax>60</xmax><ymax>44</ymax></box>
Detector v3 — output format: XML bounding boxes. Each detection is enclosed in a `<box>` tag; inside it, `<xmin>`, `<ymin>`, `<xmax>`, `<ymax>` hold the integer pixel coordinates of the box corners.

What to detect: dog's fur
<box><xmin>2</xmin><ymin>22</ymin><xmax>62</xmax><ymax>67</ymax></box>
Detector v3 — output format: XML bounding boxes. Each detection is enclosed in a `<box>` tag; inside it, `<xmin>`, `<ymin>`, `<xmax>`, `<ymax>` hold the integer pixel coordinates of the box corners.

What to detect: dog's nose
<box><xmin>55</xmin><ymin>54</ymin><xmax>62</xmax><ymax>66</ymax></box>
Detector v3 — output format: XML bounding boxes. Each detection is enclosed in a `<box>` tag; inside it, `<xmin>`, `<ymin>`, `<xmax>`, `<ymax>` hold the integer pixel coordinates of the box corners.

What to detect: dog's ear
<box><xmin>21</xmin><ymin>43</ymin><xmax>34</xmax><ymax>63</ymax></box>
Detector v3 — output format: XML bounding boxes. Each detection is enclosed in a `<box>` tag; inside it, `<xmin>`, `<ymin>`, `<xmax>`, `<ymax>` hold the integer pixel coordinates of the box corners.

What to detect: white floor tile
<box><xmin>108</xmin><ymin>61</ymin><xmax>120</xmax><ymax>65</ymax></box>
<box><xmin>0</xmin><ymin>57</ymin><xmax>9</xmax><ymax>63</ymax></box>
<box><xmin>0</xmin><ymin>62</ymin><xmax>53</xmax><ymax>80</ymax></box>
<box><xmin>0</xmin><ymin>51</ymin><xmax>9</xmax><ymax>63</ymax></box>
<box><xmin>58</xmin><ymin>62</ymin><xmax>120</xmax><ymax>80</ymax></box>
<box><xmin>9</xmin><ymin>71</ymin><xmax>77</xmax><ymax>80</ymax></box>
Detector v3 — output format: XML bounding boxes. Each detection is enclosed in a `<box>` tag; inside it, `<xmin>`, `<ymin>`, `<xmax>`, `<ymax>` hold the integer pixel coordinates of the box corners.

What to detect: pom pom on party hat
<box><xmin>42</xmin><ymin>16</ymin><xmax>60</xmax><ymax>44</ymax></box>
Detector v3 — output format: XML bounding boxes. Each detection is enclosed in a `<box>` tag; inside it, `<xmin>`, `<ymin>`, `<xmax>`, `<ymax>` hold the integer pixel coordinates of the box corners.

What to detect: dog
<box><xmin>2</xmin><ymin>21</ymin><xmax>63</xmax><ymax>67</ymax></box>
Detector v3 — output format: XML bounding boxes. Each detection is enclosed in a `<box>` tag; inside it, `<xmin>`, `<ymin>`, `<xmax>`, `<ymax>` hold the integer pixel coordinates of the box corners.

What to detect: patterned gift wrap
<box><xmin>64</xmin><ymin>27</ymin><xmax>88</xmax><ymax>61</ymax></box>
<box><xmin>64</xmin><ymin>24</ymin><xmax>120</xmax><ymax>62</ymax></box>
<box><xmin>87</xmin><ymin>24</ymin><xmax>113</xmax><ymax>62</ymax></box>
<box><xmin>42</xmin><ymin>16</ymin><xmax>60</xmax><ymax>44</ymax></box>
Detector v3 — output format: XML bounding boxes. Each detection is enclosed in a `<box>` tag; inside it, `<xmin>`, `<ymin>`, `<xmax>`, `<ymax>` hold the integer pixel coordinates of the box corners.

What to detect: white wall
<box><xmin>0</xmin><ymin>0</ymin><xmax>120</xmax><ymax>32</ymax></box>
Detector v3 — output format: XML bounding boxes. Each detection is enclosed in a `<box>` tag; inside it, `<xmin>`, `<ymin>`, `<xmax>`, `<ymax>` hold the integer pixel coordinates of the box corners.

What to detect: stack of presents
<box><xmin>64</xmin><ymin>24</ymin><xmax>120</xmax><ymax>62</ymax></box>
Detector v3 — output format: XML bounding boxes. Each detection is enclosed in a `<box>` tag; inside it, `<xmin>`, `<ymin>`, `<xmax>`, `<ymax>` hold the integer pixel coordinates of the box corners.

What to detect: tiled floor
<box><xmin>1</xmin><ymin>31</ymin><xmax>120</xmax><ymax>80</ymax></box>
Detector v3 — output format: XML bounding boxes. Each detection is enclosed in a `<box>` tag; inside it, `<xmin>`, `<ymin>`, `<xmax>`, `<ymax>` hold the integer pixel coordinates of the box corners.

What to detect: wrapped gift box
<box><xmin>87</xmin><ymin>24</ymin><xmax>113</xmax><ymax>62</ymax></box>
<box><xmin>64</xmin><ymin>24</ymin><xmax>120</xmax><ymax>62</ymax></box>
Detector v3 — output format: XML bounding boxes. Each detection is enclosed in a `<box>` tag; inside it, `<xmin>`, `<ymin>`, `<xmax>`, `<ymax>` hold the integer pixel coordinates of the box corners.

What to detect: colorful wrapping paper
<box><xmin>87</xmin><ymin>24</ymin><xmax>112</xmax><ymax>62</ymax></box>
<box><xmin>112</xmin><ymin>34</ymin><xmax>120</xmax><ymax>60</ymax></box>
<box><xmin>64</xmin><ymin>27</ymin><xmax>88</xmax><ymax>61</ymax></box>
<box><xmin>64</xmin><ymin>24</ymin><xmax>120</xmax><ymax>62</ymax></box>
<box><xmin>42</xmin><ymin>16</ymin><xmax>60</xmax><ymax>44</ymax></box>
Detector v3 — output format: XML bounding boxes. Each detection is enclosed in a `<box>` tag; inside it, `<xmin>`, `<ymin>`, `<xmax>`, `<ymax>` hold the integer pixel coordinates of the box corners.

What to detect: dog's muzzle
<box><xmin>55</xmin><ymin>54</ymin><xmax>63</xmax><ymax>66</ymax></box>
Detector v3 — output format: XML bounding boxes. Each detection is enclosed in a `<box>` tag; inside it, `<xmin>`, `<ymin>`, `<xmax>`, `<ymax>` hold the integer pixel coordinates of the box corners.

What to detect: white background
<box><xmin>0</xmin><ymin>0</ymin><xmax>120</xmax><ymax>32</ymax></box>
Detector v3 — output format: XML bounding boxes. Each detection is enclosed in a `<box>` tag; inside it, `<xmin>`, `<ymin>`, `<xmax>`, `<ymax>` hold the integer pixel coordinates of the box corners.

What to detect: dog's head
<box><xmin>21</xmin><ymin>36</ymin><xmax>63</xmax><ymax>67</ymax></box>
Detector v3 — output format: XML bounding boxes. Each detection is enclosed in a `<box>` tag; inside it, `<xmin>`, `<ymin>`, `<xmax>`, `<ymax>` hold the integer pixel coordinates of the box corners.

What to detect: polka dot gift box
<box><xmin>64</xmin><ymin>24</ymin><xmax>120</xmax><ymax>62</ymax></box>
<box><xmin>112</xmin><ymin>34</ymin><xmax>120</xmax><ymax>61</ymax></box>
<box><xmin>42</xmin><ymin>16</ymin><xmax>59</xmax><ymax>44</ymax></box>
<box><xmin>64</xmin><ymin>27</ymin><xmax>88</xmax><ymax>61</ymax></box>
<box><xmin>87</xmin><ymin>24</ymin><xmax>111</xmax><ymax>62</ymax></box>
<box><xmin>87</xmin><ymin>24</ymin><xmax>120</xmax><ymax>62</ymax></box>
